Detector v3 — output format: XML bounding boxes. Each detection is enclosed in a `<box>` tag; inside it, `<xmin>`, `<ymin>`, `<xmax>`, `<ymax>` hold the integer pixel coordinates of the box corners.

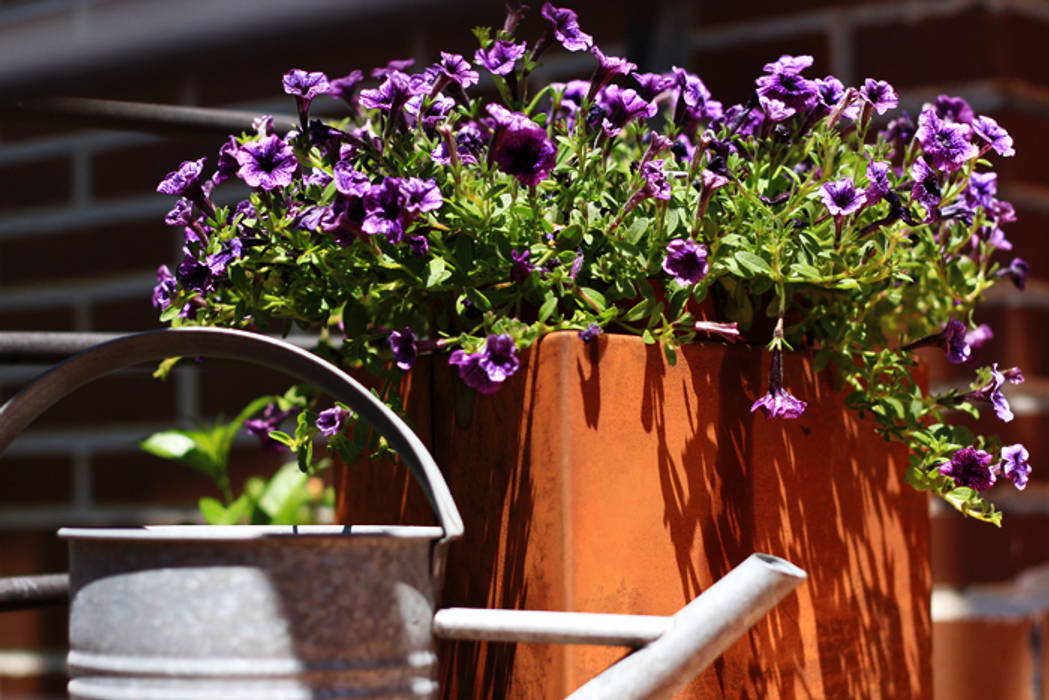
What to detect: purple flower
<box><xmin>965</xmin><ymin>324</ymin><xmax>993</xmax><ymax>350</ymax></box>
<box><xmin>152</xmin><ymin>265</ymin><xmax>177</xmax><ymax>309</ymax></box>
<box><xmin>671</xmin><ymin>67</ymin><xmax>722</xmax><ymax>123</ymax></box>
<box><xmin>587</xmin><ymin>46</ymin><xmax>637</xmax><ymax>100</ymax></box>
<box><xmin>662</xmin><ymin>239</ymin><xmax>709</xmax><ymax>286</ymax></box>
<box><xmin>432</xmin><ymin>52</ymin><xmax>479</xmax><ymax>90</ymax></box>
<box><xmin>865</xmin><ymin>161</ymin><xmax>891</xmax><ymax>204</ymax></box>
<box><xmin>755</xmin><ymin>56</ymin><xmax>817</xmax><ymax>111</ymax></box>
<box><xmin>448</xmin><ymin>334</ymin><xmax>520</xmax><ymax>394</ymax></box>
<box><xmin>400</xmin><ymin>178</ymin><xmax>443</xmax><ymax>215</ymax></box>
<box><xmin>813</xmin><ymin>75</ymin><xmax>846</xmax><ymax>113</ymax></box>
<box><xmin>245</xmin><ymin>403</ymin><xmax>296</xmax><ymax>454</ymax></box>
<box><xmin>965</xmin><ymin>171</ymin><xmax>998</xmax><ymax>210</ymax></box>
<box><xmin>915</xmin><ymin>108</ymin><xmax>979</xmax><ymax>172</ymax></box>
<box><xmin>633</xmin><ymin>72</ymin><xmax>674</xmax><ymax>101</ymax></box>
<box><xmin>282</xmin><ymin>69</ymin><xmax>329</xmax><ymax>129</ymax></box>
<box><xmin>597</xmin><ymin>85</ymin><xmax>657</xmax><ymax>137</ymax></box>
<box><xmin>165</xmin><ymin>198</ymin><xmax>194</xmax><ymax>227</ymax></box>
<box><xmin>999</xmin><ymin>257</ymin><xmax>1029</xmax><ymax>290</ymax></box>
<box><xmin>405</xmin><ymin>92</ymin><xmax>455</xmax><ymax>128</ymax></box>
<box><xmin>510</xmin><ymin>249</ymin><xmax>534</xmax><ymax>282</ymax></box>
<box><xmin>431</xmin><ymin>122</ymin><xmax>484</xmax><ymax>165</ymax></box>
<box><xmin>490</xmin><ymin>111</ymin><xmax>558</xmax><ymax>186</ymax></box>
<box><xmin>333</xmin><ymin>161</ymin><xmax>370</xmax><ymax>197</ymax></box>
<box><xmin>965</xmin><ymin>363</ymin><xmax>1013</xmax><ymax>422</ymax></box>
<box><xmin>1004</xmin><ymin>366</ymin><xmax>1025</xmax><ymax>384</ymax></box>
<box><xmin>371</xmin><ymin>59</ymin><xmax>415</xmax><ymax>79</ymax></box>
<box><xmin>389</xmin><ymin>327</ymin><xmax>418</xmax><ymax>370</ymax></box>
<box><xmin>316</xmin><ymin>406</ymin><xmax>351</xmax><ymax>438</ymax></box>
<box><xmin>475</xmin><ymin>40</ymin><xmax>527</xmax><ymax>76</ymax></box>
<box><xmin>933</xmin><ymin>94</ymin><xmax>974</xmax><ymax>124</ymax></box>
<box><xmin>909</xmin><ymin>156</ymin><xmax>941</xmax><ymax>221</ymax></box>
<box><xmin>820</xmin><ymin>177</ymin><xmax>867</xmax><ymax>216</ymax></box>
<box><xmin>750</xmin><ymin>348</ymin><xmax>807</xmax><ymax>420</ymax></box>
<box><xmin>362</xmin><ymin>177</ymin><xmax>409</xmax><ymax>243</ymax></box>
<box><xmin>902</xmin><ymin>318</ymin><xmax>971</xmax><ymax>363</ymax></box>
<box><xmin>939</xmin><ymin>446</ymin><xmax>996</xmax><ymax>492</ymax></box>
<box><xmin>235</xmin><ymin>135</ymin><xmax>297</xmax><ymax>191</ymax></box>
<box><xmin>882</xmin><ymin>111</ymin><xmax>916</xmax><ymax>146</ymax></box>
<box><xmin>858</xmin><ymin>78</ymin><xmax>898</xmax><ymax>115</ymax></box>
<box><xmin>359</xmin><ymin>71</ymin><xmax>426</xmax><ymax>115</ymax></box>
<box><xmin>758</xmin><ymin>96</ymin><xmax>795</xmax><ymax>123</ymax></box>
<box><xmin>542</xmin><ymin>2</ymin><xmax>593</xmax><ymax>51</ymax></box>
<box><xmin>641</xmin><ymin>159</ymin><xmax>671</xmax><ymax>200</ymax></box>
<box><xmin>213</xmin><ymin>137</ymin><xmax>240</xmax><ymax>185</ymax></box>
<box><xmin>157</xmin><ymin>157</ymin><xmax>215</xmax><ymax>217</ymax></box>
<box><xmin>579</xmin><ymin>323</ymin><xmax>602</xmax><ymax>343</ymax></box>
<box><xmin>327</xmin><ymin>70</ymin><xmax>365</xmax><ymax>109</ymax></box>
<box><xmin>694</xmin><ymin>320</ymin><xmax>741</xmax><ymax>342</ymax></box>
<box><xmin>972</xmin><ymin>115</ymin><xmax>1015</xmax><ymax>158</ymax></box>
<box><xmin>1000</xmin><ymin>444</ymin><xmax>1031</xmax><ymax>490</ymax></box>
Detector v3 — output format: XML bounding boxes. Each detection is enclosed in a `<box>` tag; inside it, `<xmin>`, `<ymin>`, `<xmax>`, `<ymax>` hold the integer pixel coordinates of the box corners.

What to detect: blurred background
<box><xmin>1</xmin><ymin>0</ymin><xmax>1047</xmax><ymax>697</ymax></box>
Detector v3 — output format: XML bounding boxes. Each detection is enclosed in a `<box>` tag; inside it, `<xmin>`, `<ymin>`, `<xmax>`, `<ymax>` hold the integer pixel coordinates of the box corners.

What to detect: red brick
<box><xmin>0</xmin><ymin>220</ymin><xmax>177</xmax><ymax>286</ymax></box>
<box><xmin>0</xmin><ymin>307</ymin><xmax>76</xmax><ymax>332</ymax></box>
<box><xmin>0</xmin><ymin>456</ymin><xmax>73</xmax><ymax>505</ymax></box>
<box><xmin>0</xmin><ymin>157</ymin><xmax>72</xmax><ymax>211</ymax></box>
<box><xmin>933</xmin><ymin>618</ymin><xmax>1034</xmax><ymax>699</ymax></box>
<box><xmin>89</xmin><ymin>296</ymin><xmax>166</xmax><ymax>333</ymax></box>
<box><xmin>195</xmin><ymin>361</ymin><xmax>307</xmax><ymax>416</ymax></box>
<box><xmin>0</xmin><ymin>370</ymin><xmax>179</xmax><ymax>428</ymax></box>
<box><xmin>933</xmin><ymin>510</ymin><xmax>1049</xmax><ymax>586</ymax></box>
<box><xmin>695</xmin><ymin>0</ymin><xmax>900</xmax><ymax>27</ymax></box>
<box><xmin>992</xmin><ymin>109</ymin><xmax>1049</xmax><ymax>192</ymax></box>
<box><xmin>91</xmin><ymin>138</ymin><xmax>224</xmax><ymax>200</ymax></box>
<box><xmin>693</xmin><ymin>34</ymin><xmax>831</xmax><ymax>106</ymax></box>
<box><xmin>854</xmin><ymin>9</ymin><xmax>1000</xmax><ymax>90</ymax></box>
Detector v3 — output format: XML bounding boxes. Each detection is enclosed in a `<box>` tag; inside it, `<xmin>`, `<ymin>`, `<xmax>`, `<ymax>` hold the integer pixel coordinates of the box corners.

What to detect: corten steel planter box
<box><xmin>337</xmin><ymin>331</ymin><xmax>932</xmax><ymax>699</ymax></box>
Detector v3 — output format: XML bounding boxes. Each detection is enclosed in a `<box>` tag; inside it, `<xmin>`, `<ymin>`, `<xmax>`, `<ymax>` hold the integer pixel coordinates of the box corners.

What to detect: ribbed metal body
<box><xmin>62</xmin><ymin>525</ymin><xmax>443</xmax><ymax>700</ymax></box>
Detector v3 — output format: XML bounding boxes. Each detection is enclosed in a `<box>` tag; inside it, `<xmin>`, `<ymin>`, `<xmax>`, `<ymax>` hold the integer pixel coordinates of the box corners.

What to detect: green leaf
<box><xmin>734</xmin><ymin>251</ymin><xmax>773</xmax><ymax>276</ymax></box>
<box><xmin>257</xmin><ymin>462</ymin><xmax>309</xmax><ymax>519</ymax></box>
<box><xmin>625</xmin><ymin>217</ymin><xmax>650</xmax><ymax>246</ymax></box>
<box><xmin>198</xmin><ymin>497</ymin><xmax>230</xmax><ymax>525</ymax></box>
<box><xmin>139</xmin><ymin>431</ymin><xmax>197</xmax><ymax>460</ymax></box>
<box><xmin>267</xmin><ymin>430</ymin><xmax>296</xmax><ymax>448</ymax></box>
<box><xmin>538</xmin><ymin>295</ymin><xmax>559</xmax><ymax>323</ymax></box>
<box><xmin>140</xmin><ymin>431</ymin><xmax>222</xmax><ymax>482</ymax></box>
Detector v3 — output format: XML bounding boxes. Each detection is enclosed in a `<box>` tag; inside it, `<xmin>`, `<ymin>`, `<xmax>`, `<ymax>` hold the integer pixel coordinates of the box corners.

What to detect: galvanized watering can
<box><xmin>0</xmin><ymin>328</ymin><xmax>806</xmax><ymax>699</ymax></box>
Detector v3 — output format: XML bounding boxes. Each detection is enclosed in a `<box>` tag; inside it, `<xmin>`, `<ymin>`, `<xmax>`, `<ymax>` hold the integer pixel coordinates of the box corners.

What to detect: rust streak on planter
<box><xmin>336</xmin><ymin>331</ymin><xmax>931</xmax><ymax>699</ymax></box>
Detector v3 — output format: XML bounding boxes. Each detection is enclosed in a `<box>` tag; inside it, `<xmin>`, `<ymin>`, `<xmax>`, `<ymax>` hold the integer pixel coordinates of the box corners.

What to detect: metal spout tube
<box><xmin>565</xmin><ymin>552</ymin><xmax>807</xmax><ymax>700</ymax></box>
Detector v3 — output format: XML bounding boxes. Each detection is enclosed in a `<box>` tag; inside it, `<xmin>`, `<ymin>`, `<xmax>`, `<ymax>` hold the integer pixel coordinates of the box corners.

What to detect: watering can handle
<box><xmin>0</xmin><ymin>327</ymin><xmax>464</xmax><ymax>543</ymax></box>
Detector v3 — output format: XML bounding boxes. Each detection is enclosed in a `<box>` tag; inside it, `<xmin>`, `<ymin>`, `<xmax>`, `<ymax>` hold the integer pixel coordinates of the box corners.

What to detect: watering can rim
<box><xmin>58</xmin><ymin>524</ymin><xmax>446</xmax><ymax>541</ymax></box>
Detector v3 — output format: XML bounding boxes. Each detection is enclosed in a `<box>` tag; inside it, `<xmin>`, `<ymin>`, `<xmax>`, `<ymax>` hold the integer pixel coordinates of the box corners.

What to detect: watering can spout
<box><xmin>565</xmin><ymin>552</ymin><xmax>806</xmax><ymax>700</ymax></box>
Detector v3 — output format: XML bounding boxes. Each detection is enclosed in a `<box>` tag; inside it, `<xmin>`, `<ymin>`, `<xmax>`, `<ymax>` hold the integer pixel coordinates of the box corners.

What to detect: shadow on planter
<box><xmin>337</xmin><ymin>331</ymin><xmax>931</xmax><ymax>699</ymax></box>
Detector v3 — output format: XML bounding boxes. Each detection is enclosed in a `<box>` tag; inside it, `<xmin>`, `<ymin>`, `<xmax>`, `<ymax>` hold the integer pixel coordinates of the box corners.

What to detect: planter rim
<box><xmin>58</xmin><ymin>524</ymin><xmax>445</xmax><ymax>542</ymax></box>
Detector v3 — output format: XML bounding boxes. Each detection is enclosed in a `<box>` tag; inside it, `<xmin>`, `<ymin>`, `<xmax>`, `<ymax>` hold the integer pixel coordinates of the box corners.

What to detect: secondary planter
<box><xmin>337</xmin><ymin>331</ymin><xmax>931</xmax><ymax>699</ymax></box>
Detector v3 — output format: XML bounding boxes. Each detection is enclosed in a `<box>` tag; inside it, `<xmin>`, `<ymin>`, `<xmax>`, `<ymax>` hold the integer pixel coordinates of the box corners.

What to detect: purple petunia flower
<box><xmin>909</xmin><ymin>156</ymin><xmax>941</xmax><ymax>221</ymax></box>
<box><xmin>235</xmin><ymin>135</ymin><xmax>297</xmax><ymax>191</ymax></box>
<box><xmin>431</xmin><ymin>122</ymin><xmax>484</xmax><ymax>165</ymax></box>
<box><xmin>939</xmin><ymin>446</ymin><xmax>996</xmax><ymax>492</ymax></box>
<box><xmin>882</xmin><ymin>111</ymin><xmax>916</xmax><ymax>146</ymax></box>
<box><xmin>245</xmin><ymin>403</ymin><xmax>297</xmax><ymax>454</ymax></box>
<box><xmin>282</xmin><ymin>68</ymin><xmax>329</xmax><ymax>129</ymax></box>
<box><xmin>510</xmin><ymin>249</ymin><xmax>534</xmax><ymax>282</ymax></box>
<box><xmin>902</xmin><ymin>318</ymin><xmax>971</xmax><ymax>363</ymax></box>
<box><xmin>694</xmin><ymin>320</ymin><xmax>741</xmax><ymax>342</ymax></box>
<box><xmin>1000</xmin><ymin>443</ymin><xmax>1031</xmax><ymax>490</ymax></box>
<box><xmin>541</xmin><ymin>2</ymin><xmax>593</xmax><ymax>51</ymax></box>
<box><xmin>640</xmin><ymin>159</ymin><xmax>671</xmax><ymax>200</ymax></box>
<box><xmin>405</xmin><ymin>92</ymin><xmax>455</xmax><ymax>128</ymax></box>
<box><xmin>865</xmin><ymin>161</ymin><xmax>891</xmax><ymax>205</ymax></box>
<box><xmin>316</xmin><ymin>406</ymin><xmax>352</xmax><ymax>438</ymax></box>
<box><xmin>858</xmin><ymin>78</ymin><xmax>898</xmax><ymax>115</ymax></box>
<box><xmin>327</xmin><ymin>70</ymin><xmax>365</xmax><ymax>109</ymax></box>
<box><xmin>972</xmin><ymin>115</ymin><xmax>1015</xmax><ymax>158</ymax></box>
<box><xmin>213</xmin><ymin>137</ymin><xmax>240</xmax><ymax>185</ymax></box>
<box><xmin>965</xmin><ymin>324</ymin><xmax>994</xmax><ymax>350</ymax></box>
<box><xmin>596</xmin><ymin>85</ymin><xmax>657</xmax><ymax>138</ymax></box>
<box><xmin>400</xmin><ymin>178</ymin><xmax>443</xmax><ymax>215</ymax></box>
<box><xmin>362</xmin><ymin>177</ymin><xmax>410</xmax><ymax>243</ymax></box>
<box><xmin>152</xmin><ymin>265</ymin><xmax>177</xmax><ymax>309</ymax></box>
<box><xmin>165</xmin><ymin>198</ymin><xmax>195</xmax><ymax>227</ymax></box>
<box><xmin>755</xmin><ymin>55</ymin><xmax>817</xmax><ymax>112</ymax></box>
<box><xmin>389</xmin><ymin>327</ymin><xmax>418</xmax><ymax>370</ymax></box>
<box><xmin>371</xmin><ymin>58</ymin><xmax>415</xmax><ymax>79</ymax></box>
<box><xmin>475</xmin><ymin>40</ymin><xmax>527</xmax><ymax>76</ymax></box>
<box><xmin>579</xmin><ymin>323</ymin><xmax>602</xmax><ymax>343</ymax></box>
<box><xmin>758</xmin><ymin>96</ymin><xmax>795</xmax><ymax>123</ymax></box>
<box><xmin>587</xmin><ymin>46</ymin><xmax>637</xmax><ymax>101</ymax></box>
<box><xmin>662</xmin><ymin>238</ymin><xmax>709</xmax><ymax>286</ymax></box>
<box><xmin>750</xmin><ymin>348</ymin><xmax>807</xmax><ymax>420</ymax></box>
<box><xmin>431</xmin><ymin>52</ymin><xmax>480</xmax><ymax>91</ymax></box>
<box><xmin>671</xmin><ymin>67</ymin><xmax>722</xmax><ymax>123</ymax></box>
<box><xmin>157</xmin><ymin>157</ymin><xmax>215</xmax><ymax>217</ymax></box>
<box><xmin>359</xmin><ymin>71</ymin><xmax>427</xmax><ymax>115</ymax></box>
<box><xmin>999</xmin><ymin>257</ymin><xmax>1029</xmax><ymax>290</ymax></box>
<box><xmin>448</xmin><ymin>334</ymin><xmax>520</xmax><ymax>394</ymax></box>
<box><xmin>933</xmin><ymin>94</ymin><xmax>974</xmax><ymax>124</ymax></box>
<box><xmin>820</xmin><ymin>177</ymin><xmax>867</xmax><ymax>216</ymax></box>
<box><xmin>813</xmin><ymin>75</ymin><xmax>846</xmax><ymax>114</ymax></box>
<box><xmin>965</xmin><ymin>363</ymin><xmax>1014</xmax><ymax>422</ymax></box>
<box><xmin>633</xmin><ymin>72</ymin><xmax>674</xmax><ymax>101</ymax></box>
<box><xmin>965</xmin><ymin>171</ymin><xmax>998</xmax><ymax>210</ymax></box>
<box><xmin>915</xmin><ymin>108</ymin><xmax>979</xmax><ymax>172</ymax></box>
<box><xmin>489</xmin><ymin>111</ymin><xmax>558</xmax><ymax>186</ymax></box>
<box><xmin>333</xmin><ymin>161</ymin><xmax>370</xmax><ymax>197</ymax></box>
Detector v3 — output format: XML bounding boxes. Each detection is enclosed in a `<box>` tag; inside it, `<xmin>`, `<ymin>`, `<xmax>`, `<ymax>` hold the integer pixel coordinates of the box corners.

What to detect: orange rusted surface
<box><xmin>337</xmin><ymin>331</ymin><xmax>931</xmax><ymax>699</ymax></box>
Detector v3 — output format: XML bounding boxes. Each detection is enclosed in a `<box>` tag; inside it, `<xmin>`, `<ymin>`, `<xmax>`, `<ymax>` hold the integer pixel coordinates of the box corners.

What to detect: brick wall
<box><xmin>1</xmin><ymin>0</ymin><xmax>1048</xmax><ymax>697</ymax></box>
